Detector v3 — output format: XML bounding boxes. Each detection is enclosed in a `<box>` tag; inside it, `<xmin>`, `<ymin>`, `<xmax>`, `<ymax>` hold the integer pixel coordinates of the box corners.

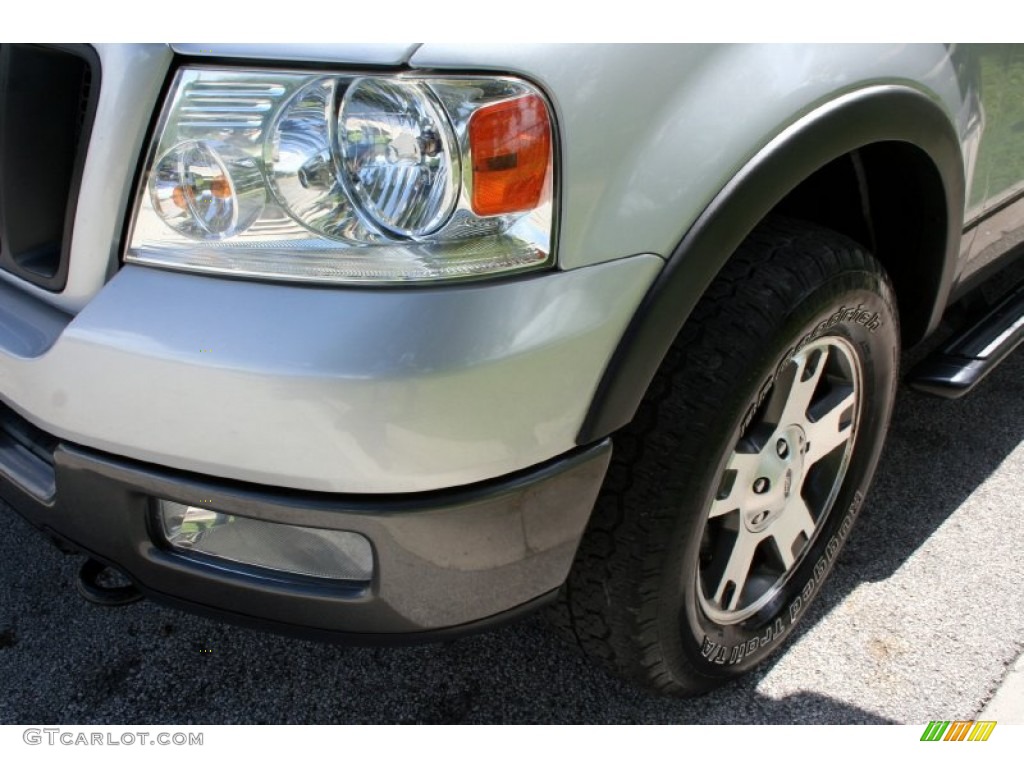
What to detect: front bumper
<box><xmin>0</xmin><ymin>257</ymin><xmax>659</xmax><ymax>494</ymax></box>
<box><xmin>0</xmin><ymin>404</ymin><xmax>610</xmax><ymax>636</ymax></box>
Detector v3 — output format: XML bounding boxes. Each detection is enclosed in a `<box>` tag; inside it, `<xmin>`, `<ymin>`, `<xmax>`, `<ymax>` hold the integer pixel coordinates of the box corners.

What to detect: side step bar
<box><xmin>908</xmin><ymin>280</ymin><xmax>1024</xmax><ymax>398</ymax></box>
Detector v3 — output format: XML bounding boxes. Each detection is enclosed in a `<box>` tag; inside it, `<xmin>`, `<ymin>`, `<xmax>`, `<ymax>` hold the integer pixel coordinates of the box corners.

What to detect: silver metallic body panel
<box><xmin>169</xmin><ymin>43</ymin><xmax>419</xmax><ymax>66</ymax></box>
<box><xmin>0</xmin><ymin>259</ymin><xmax>661</xmax><ymax>492</ymax></box>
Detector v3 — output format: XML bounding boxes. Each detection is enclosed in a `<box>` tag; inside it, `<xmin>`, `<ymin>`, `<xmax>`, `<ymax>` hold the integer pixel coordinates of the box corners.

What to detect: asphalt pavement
<box><xmin>1</xmin><ymin>344</ymin><xmax>1021</xmax><ymax>724</ymax></box>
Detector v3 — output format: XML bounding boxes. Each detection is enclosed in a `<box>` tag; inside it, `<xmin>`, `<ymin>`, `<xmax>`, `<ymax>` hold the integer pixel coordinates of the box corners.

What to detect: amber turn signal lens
<box><xmin>469</xmin><ymin>94</ymin><xmax>551</xmax><ymax>217</ymax></box>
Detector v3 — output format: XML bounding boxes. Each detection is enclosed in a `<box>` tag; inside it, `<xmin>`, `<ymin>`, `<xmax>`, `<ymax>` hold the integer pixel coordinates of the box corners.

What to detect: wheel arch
<box><xmin>578</xmin><ymin>85</ymin><xmax>964</xmax><ymax>444</ymax></box>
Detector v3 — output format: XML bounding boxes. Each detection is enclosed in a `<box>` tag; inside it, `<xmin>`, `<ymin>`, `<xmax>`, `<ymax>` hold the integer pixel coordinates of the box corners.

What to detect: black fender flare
<box><xmin>578</xmin><ymin>84</ymin><xmax>965</xmax><ymax>444</ymax></box>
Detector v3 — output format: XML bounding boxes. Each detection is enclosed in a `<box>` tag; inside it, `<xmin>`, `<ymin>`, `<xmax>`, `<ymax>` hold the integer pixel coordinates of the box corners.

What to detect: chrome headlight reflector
<box><xmin>127</xmin><ymin>68</ymin><xmax>555</xmax><ymax>283</ymax></box>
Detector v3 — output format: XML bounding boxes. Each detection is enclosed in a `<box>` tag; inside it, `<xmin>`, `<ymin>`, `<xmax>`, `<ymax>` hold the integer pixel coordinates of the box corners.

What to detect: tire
<box><xmin>551</xmin><ymin>217</ymin><xmax>900</xmax><ymax>695</ymax></box>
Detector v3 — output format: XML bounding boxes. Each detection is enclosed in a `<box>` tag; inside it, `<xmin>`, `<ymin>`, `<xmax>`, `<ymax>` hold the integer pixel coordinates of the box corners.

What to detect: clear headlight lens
<box><xmin>126</xmin><ymin>67</ymin><xmax>555</xmax><ymax>284</ymax></box>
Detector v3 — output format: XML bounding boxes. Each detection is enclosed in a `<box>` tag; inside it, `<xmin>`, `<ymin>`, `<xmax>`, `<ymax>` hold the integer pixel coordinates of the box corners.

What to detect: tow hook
<box><xmin>76</xmin><ymin>558</ymin><xmax>143</xmax><ymax>607</ymax></box>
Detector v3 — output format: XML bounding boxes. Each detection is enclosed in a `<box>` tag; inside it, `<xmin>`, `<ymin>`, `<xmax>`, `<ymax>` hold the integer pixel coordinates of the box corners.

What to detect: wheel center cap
<box><xmin>744</xmin><ymin>425</ymin><xmax>807</xmax><ymax>533</ymax></box>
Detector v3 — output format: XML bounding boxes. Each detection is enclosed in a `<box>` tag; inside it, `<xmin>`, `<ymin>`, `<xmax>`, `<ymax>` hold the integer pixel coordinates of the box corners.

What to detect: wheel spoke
<box><xmin>767</xmin><ymin>498</ymin><xmax>817</xmax><ymax>569</ymax></box>
<box><xmin>776</xmin><ymin>347</ymin><xmax>829</xmax><ymax>428</ymax></box>
<box><xmin>708</xmin><ymin>451</ymin><xmax>761</xmax><ymax>518</ymax></box>
<box><xmin>805</xmin><ymin>388</ymin><xmax>856</xmax><ymax>465</ymax></box>
<box><xmin>711</xmin><ymin>531</ymin><xmax>759</xmax><ymax>610</ymax></box>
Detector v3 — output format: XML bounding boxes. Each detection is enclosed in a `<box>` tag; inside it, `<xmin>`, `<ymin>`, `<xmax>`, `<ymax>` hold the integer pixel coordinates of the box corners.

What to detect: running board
<box><xmin>908</xmin><ymin>280</ymin><xmax>1024</xmax><ymax>399</ymax></box>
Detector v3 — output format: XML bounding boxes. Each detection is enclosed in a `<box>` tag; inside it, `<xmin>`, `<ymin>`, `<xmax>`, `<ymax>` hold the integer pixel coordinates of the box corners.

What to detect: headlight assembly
<box><xmin>126</xmin><ymin>67</ymin><xmax>555</xmax><ymax>283</ymax></box>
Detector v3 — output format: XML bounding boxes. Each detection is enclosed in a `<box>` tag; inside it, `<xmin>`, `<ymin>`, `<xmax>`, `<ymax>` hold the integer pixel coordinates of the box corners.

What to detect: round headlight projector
<box><xmin>150</xmin><ymin>140</ymin><xmax>265</xmax><ymax>239</ymax></box>
<box><xmin>338</xmin><ymin>78</ymin><xmax>460</xmax><ymax>238</ymax></box>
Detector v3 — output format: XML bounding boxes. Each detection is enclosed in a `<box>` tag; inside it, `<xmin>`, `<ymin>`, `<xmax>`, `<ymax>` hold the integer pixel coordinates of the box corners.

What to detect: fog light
<box><xmin>158</xmin><ymin>501</ymin><xmax>373</xmax><ymax>582</ymax></box>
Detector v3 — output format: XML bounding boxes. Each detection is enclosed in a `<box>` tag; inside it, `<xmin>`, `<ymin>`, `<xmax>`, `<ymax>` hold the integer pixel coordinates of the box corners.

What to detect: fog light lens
<box><xmin>158</xmin><ymin>501</ymin><xmax>373</xmax><ymax>582</ymax></box>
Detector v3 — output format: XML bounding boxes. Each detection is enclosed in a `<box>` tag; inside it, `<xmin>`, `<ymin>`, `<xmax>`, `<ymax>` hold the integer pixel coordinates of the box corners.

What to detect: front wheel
<box><xmin>552</xmin><ymin>218</ymin><xmax>900</xmax><ymax>695</ymax></box>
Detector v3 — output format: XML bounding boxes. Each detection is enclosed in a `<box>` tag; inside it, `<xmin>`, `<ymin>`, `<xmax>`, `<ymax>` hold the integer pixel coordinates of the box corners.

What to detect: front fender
<box><xmin>578</xmin><ymin>84</ymin><xmax>964</xmax><ymax>442</ymax></box>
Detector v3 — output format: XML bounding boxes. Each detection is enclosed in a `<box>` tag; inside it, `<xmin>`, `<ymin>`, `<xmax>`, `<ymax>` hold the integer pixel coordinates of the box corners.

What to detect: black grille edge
<box><xmin>0</xmin><ymin>44</ymin><xmax>101</xmax><ymax>292</ymax></box>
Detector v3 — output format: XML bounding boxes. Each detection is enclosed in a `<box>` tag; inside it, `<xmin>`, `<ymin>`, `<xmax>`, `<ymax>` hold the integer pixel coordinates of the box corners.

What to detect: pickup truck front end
<box><xmin>0</xmin><ymin>44</ymin><xmax>659</xmax><ymax>636</ymax></box>
<box><xmin>4</xmin><ymin>43</ymin><xmax>1023</xmax><ymax>696</ymax></box>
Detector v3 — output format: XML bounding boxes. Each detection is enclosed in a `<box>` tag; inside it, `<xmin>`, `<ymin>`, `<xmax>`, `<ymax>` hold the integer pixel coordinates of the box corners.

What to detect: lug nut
<box><xmin>776</xmin><ymin>439</ymin><xmax>790</xmax><ymax>459</ymax></box>
<box><xmin>753</xmin><ymin>477</ymin><xmax>771</xmax><ymax>494</ymax></box>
